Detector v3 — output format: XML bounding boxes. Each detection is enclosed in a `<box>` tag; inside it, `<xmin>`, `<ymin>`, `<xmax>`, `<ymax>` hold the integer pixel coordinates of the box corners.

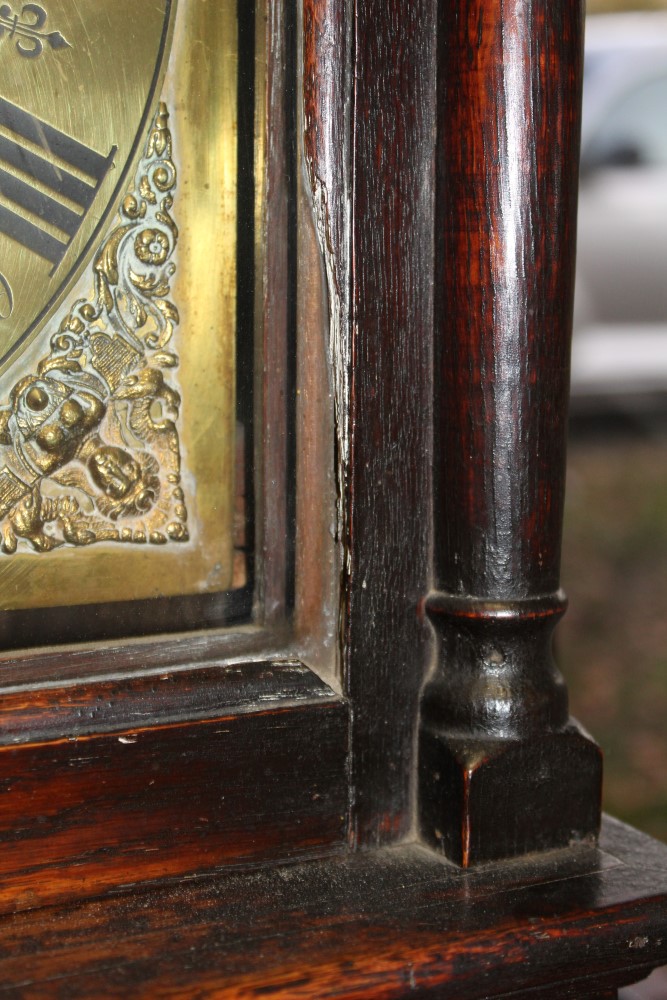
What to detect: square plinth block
<box><xmin>419</xmin><ymin>722</ymin><xmax>603</xmax><ymax>866</ymax></box>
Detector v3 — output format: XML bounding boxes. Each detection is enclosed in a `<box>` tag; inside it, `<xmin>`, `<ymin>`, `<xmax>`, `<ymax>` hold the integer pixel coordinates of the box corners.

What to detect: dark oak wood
<box><xmin>0</xmin><ymin>0</ymin><xmax>662</xmax><ymax>996</ymax></box>
<box><xmin>419</xmin><ymin>0</ymin><xmax>602</xmax><ymax>863</ymax></box>
<box><xmin>0</xmin><ymin>659</ymin><xmax>337</xmax><ymax>741</ymax></box>
<box><xmin>345</xmin><ymin>0</ymin><xmax>436</xmax><ymax>848</ymax></box>
<box><xmin>0</xmin><ymin>817</ymin><xmax>664</xmax><ymax>998</ymax></box>
<box><xmin>0</xmin><ymin>661</ymin><xmax>348</xmax><ymax>913</ymax></box>
<box><xmin>0</xmin><ymin>626</ymin><xmax>289</xmax><ymax>688</ymax></box>
<box><xmin>433</xmin><ymin>0</ymin><xmax>582</xmax><ymax>603</ymax></box>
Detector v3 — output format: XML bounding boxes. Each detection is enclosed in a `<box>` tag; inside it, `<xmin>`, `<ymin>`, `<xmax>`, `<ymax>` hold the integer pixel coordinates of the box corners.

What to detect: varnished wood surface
<box><xmin>303</xmin><ymin>0</ymin><xmax>441</xmax><ymax>850</ymax></box>
<box><xmin>0</xmin><ymin>5</ymin><xmax>650</xmax><ymax>1000</ymax></box>
<box><xmin>0</xmin><ymin>659</ymin><xmax>336</xmax><ymax>742</ymax></box>
<box><xmin>0</xmin><ymin>625</ymin><xmax>288</xmax><ymax>689</ymax></box>
<box><xmin>419</xmin><ymin>0</ymin><xmax>601</xmax><ymax>865</ymax></box>
<box><xmin>433</xmin><ymin>0</ymin><xmax>583</xmax><ymax>601</ymax></box>
<box><xmin>0</xmin><ymin>817</ymin><xmax>664</xmax><ymax>998</ymax></box>
<box><xmin>0</xmin><ymin>662</ymin><xmax>349</xmax><ymax>914</ymax></box>
<box><xmin>344</xmin><ymin>0</ymin><xmax>436</xmax><ymax>848</ymax></box>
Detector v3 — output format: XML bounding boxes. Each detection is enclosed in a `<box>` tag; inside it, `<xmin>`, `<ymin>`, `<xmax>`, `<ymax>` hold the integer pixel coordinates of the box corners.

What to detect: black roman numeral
<box><xmin>0</xmin><ymin>97</ymin><xmax>116</xmax><ymax>271</ymax></box>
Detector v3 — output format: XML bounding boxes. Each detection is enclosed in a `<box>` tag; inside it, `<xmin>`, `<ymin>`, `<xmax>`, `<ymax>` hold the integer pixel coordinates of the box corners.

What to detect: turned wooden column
<box><xmin>418</xmin><ymin>0</ymin><xmax>602</xmax><ymax>865</ymax></box>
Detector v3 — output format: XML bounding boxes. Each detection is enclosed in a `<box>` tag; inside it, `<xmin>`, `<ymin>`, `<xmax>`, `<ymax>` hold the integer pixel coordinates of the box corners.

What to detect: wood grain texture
<box><xmin>0</xmin><ymin>817</ymin><xmax>665</xmax><ymax>998</ymax></box>
<box><xmin>418</xmin><ymin>0</ymin><xmax>601</xmax><ymax>864</ymax></box>
<box><xmin>345</xmin><ymin>0</ymin><xmax>437</xmax><ymax>848</ymax></box>
<box><xmin>0</xmin><ymin>659</ymin><xmax>338</xmax><ymax>742</ymax></box>
<box><xmin>0</xmin><ymin>662</ymin><xmax>349</xmax><ymax>913</ymax></box>
<box><xmin>428</xmin><ymin>0</ymin><xmax>585</xmax><ymax>735</ymax></box>
<box><xmin>0</xmin><ymin>626</ymin><xmax>289</xmax><ymax>689</ymax></box>
<box><xmin>301</xmin><ymin>0</ymin><xmax>352</xmax><ymax>673</ymax></box>
<box><xmin>433</xmin><ymin>0</ymin><xmax>583</xmax><ymax>601</ymax></box>
<box><xmin>0</xmin><ymin>11</ymin><xmax>653</xmax><ymax>1000</ymax></box>
<box><xmin>302</xmin><ymin>0</ymin><xmax>351</xmax><ymax>301</ymax></box>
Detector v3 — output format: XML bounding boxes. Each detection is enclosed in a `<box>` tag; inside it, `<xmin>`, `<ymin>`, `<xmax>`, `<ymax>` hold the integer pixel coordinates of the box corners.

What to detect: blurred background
<box><xmin>560</xmin><ymin>0</ymin><xmax>667</xmax><ymax>845</ymax></box>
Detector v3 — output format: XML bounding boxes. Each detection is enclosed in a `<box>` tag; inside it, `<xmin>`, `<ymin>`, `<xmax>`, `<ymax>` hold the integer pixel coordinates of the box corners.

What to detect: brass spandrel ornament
<box><xmin>0</xmin><ymin>0</ymin><xmax>242</xmax><ymax>610</ymax></box>
<box><xmin>0</xmin><ymin>103</ymin><xmax>188</xmax><ymax>553</ymax></box>
<box><xmin>0</xmin><ymin>1</ymin><xmax>175</xmax><ymax>369</ymax></box>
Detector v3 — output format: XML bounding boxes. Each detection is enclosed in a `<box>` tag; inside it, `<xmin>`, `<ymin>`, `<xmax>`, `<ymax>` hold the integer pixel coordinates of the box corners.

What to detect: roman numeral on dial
<box><xmin>0</xmin><ymin>96</ymin><xmax>116</xmax><ymax>271</ymax></box>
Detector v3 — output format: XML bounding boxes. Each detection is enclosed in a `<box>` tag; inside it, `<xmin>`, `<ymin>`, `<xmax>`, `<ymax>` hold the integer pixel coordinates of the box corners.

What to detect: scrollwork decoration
<box><xmin>0</xmin><ymin>3</ymin><xmax>70</xmax><ymax>58</ymax></box>
<box><xmin>0</xmin><ymin>102</ymin><xmax>190</xmax><ymax>554</ymax></box>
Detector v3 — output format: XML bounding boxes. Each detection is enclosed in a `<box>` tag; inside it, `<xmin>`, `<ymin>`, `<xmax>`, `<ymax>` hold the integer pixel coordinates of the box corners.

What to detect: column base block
<box><xmin>419</xmin><ymin>721</ymin><xmax>603</xmax><ymax>866</ymax></box>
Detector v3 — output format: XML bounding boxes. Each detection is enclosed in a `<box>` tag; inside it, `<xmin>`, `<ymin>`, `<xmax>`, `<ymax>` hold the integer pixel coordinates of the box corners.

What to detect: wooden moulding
<box><xmin>333</xmin><ymin>0</ymin><xmax>437</xmax><ymax>848</ymax></box>
<box><xmin>0</xmin><ymin>660</ymin><xmax>349</xmax><ymax>913</ymax></box>
<box><xmin>419</xmin><ymin>0</ymin><xmax>602</xmax><ymax>863</ymax></box>
<box><xmin>419</xmin><ymin>595</ymin><xmax>602</xmax><ymax>865</ymax></box>
<box><xmin>0</xmin><ymin>0</ymin><xmax>355</xmax><ymax>918</ymax></box>
<box><xmin>0</xmin><ymin>816</ymin><xmax>665</xmax><ymax>998</ymax></box>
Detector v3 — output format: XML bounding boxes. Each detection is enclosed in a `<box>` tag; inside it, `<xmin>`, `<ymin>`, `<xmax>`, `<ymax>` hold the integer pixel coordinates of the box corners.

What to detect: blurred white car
<box><xmin>571</xmin><ymin>12</ymin><xmax>667</xmax><ymax>405</ymax></box>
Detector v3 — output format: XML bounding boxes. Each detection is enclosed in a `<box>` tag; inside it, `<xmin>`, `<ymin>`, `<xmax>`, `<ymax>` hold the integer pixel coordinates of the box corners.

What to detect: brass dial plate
<box><xmin>0</xmin><ymin>1</ymin><xmax>240</xmax><ymax>611</ymax></box>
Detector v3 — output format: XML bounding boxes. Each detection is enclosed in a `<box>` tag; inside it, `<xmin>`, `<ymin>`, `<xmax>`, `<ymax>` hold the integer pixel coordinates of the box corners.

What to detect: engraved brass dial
<box><xmin>0</xmin><ymin>0</ymin><xmax>242</xmax><ymax>611</ymax></box>
<box><xmin>0</xmin><ymin>1</ymin><xmax>175</xmax><ymax>369</ymax></box>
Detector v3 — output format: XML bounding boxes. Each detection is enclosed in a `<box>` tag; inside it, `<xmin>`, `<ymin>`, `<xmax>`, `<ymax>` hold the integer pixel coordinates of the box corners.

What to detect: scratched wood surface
<box><xmin>304</xmin><ymin>0</ymin><xmax>438</xmax><ymax>849</ymax></box>
<box><xmin>0</xmin><ymin>662</ymin><xmax>349</xmax><ymax>914</ymax></box>
<box><xmin>0</xmin><ymin>817</ymin><xmax>664</xmax><ymax>998</ymax></box>
<box><xmin>433</xmin><ymin>0</ymin><xmax>583</xmax><ymax>603</ymax></box>
<box><xmin>0</xmin><ymin>0</ymin><xmax>662</xmax><ymax>996</ymax></box>
<box><xmin>415</xmin><ymin>0</ymin><xmax>604</xmax><ymax>865</ymax></box>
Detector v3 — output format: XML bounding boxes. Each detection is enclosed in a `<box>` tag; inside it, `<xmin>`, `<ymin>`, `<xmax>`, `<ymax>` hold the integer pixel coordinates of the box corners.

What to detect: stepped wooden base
<box><xmin>1</xmin><ymin>816</ymin><xmax>666</xmax><ymax>998</ymax></box>
<box><xmin>419</xmin><ymin>722</ymin><xmax>603</xmax><ymax>865</ymax></box>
